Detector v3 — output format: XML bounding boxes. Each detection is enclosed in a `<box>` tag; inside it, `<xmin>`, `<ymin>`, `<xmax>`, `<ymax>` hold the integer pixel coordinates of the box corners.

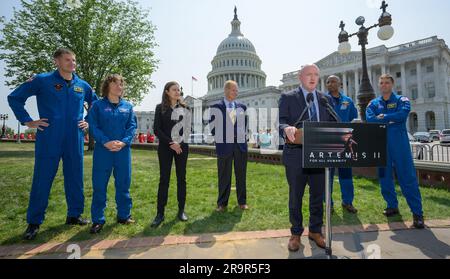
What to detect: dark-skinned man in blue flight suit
<box><xmin>366</xmin><ymin>74</ymin><xmax>424</xmax><ymax>229</ymax></box>
<box><xmin>326</xmin><ymin>75</ymin><xmax>359</xmax><ymax>214</ymax></box>
<box><xmin>7</xmin><ymin>48</ymin><xmax>98</xmax><ymax>240</ymax></box>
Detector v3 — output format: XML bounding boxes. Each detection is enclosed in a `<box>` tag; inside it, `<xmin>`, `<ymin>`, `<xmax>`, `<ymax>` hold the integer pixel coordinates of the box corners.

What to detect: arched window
<box><xmin>409</xmin><ymin>112</ymin><xmax>418</xmax><ymax>133</ymax></box>
<box><xmin>425</xmin><ymin>111</ymin><xmax>436</xmax><ymax>131</ymax></box>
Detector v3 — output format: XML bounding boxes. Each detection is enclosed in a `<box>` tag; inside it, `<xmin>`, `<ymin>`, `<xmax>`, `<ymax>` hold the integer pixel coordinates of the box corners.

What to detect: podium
<box><xmin>302</xmin><ymin>122</ymin><xmax>387</xmax><ymax>259</ymax></box>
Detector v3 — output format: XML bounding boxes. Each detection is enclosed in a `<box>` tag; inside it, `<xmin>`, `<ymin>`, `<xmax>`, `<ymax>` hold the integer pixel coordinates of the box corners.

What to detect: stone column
<box><xmin>401</xmin><ymin>63</ymin><xmax>407</xmax><ymax>97</ymax></box>
<box><xmin>416</xmin><ymin>60</ymin><xmax>424</xmax><ymax>101</ymax></box>
<box><xmin>434</xmin><ymin>57</ymin><xmax>440</xmax><ymax>98</ymax></box>
<box><xmin>343</xmin><ymin>72</ymin><xmax>348</xmax><ymax>95</ymax></box>
<box><xmin>354</xmin><ymin>70</ymin><xmax>360</xmax><ymax>96</ymax></box>
<box><xmin>321</xmin><ymin>77</ymin><xmax>325</xmax><ymax>92</ymax></box>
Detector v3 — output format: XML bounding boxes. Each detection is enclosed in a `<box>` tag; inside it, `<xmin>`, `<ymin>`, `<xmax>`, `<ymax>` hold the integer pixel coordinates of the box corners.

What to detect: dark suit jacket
<box><xmin>210</xmin><ymin>99</ymin><xmax>248</xmax><ymax>157</ymax></box>
<box><xmin>153</xmin><ymin>103</ymin><xmax>189</xmax><ymax>148</ymax></box>
<box><xmin>278</xmin><ymin>87</ymin><xmax>336</xmax><ymax>167</ymax></box>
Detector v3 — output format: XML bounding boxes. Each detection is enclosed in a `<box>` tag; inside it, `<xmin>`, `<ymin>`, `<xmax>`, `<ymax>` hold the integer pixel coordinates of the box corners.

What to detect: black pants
<box><xmin>157</xmin><ymin>144</ymin><xmax>188</xmax><ymax>214</ymax></box>
<box><xmin>217</xmin><ymin>144</ymin><xmax>247</xmax><ymax>206</ymax></box>
<box><xmin>285</xmin><ymin>165</ymin><xmax>325</xmax><ymax>236</ymax></box>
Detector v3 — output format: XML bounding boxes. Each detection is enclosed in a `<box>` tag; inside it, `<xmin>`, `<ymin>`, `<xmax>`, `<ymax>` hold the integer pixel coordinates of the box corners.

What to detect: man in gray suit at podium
<box><xmin>279</xmin><ymin>64</ymin><xmax>337</xmax><ymax>252</ymax></box>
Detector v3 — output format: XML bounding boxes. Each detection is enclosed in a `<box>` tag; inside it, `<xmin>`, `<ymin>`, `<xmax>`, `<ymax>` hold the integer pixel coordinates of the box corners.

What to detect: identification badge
<box><xmin>74</xmin><ymin>86</ymin><xmax>84</xmax><ymax>93</ymax></box>
<box><xmin>119</xmin><ymin>108</ymin><xmax>129</xmax><ymax>113</ymax></box>
<box><xmin>387</xmin><ymin>103</ymin><xmax>397</xmax><ymax>109</ymax></box>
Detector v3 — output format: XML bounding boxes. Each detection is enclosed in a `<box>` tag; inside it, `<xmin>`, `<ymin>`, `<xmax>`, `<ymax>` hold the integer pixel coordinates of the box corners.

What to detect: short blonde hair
<box><xmin>379</xmin><ymin>74</ymin><xmax>395</xmax><ymax>84</ymax></box>
<box><xmin>299</xmin><ymin>64</ymin><xmax>320</xmax><ymax>76</ymax></box>
<box><xmin>224</xmin><ymin>80</ymin><xmax>238</xmax><ymax>91</ymax></box>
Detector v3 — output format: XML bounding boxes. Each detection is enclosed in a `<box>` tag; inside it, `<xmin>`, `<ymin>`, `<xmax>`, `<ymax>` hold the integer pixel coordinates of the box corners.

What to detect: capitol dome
<box><xmin>207</xmin><ymin>7</ymin><xmax>266</xmax><ymax>95</ymax></box>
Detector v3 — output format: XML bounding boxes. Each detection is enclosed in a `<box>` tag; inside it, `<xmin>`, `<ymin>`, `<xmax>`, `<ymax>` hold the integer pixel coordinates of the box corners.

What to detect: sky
<box><xmin>1</xmin><ymin>0</ymin><xmax>450</xmax><ymax>131</ymax></box>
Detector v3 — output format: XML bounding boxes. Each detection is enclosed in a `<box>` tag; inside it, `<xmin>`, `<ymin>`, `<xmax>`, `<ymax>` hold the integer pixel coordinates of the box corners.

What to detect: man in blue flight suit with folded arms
<box><xmin>366</xmin><ymin>73</ymin><xmax>425</xmax><ymax>229</ymax></box>
<box><xmin>7</xmin><ymin>48</ymin><xmax>98</xmax><ymax>240</ymax></box>
<box><xmin>326</xmin><ymin>75</ymin><xmax>359</xmax><ymax>214</ymax></box>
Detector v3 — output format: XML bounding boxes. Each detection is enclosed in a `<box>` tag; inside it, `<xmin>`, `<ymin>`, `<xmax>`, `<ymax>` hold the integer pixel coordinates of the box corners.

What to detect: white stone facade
<box><xmin>281</xmin><ymin>36</ymin><xmax>450</xmax><ymax>133</ymax></box>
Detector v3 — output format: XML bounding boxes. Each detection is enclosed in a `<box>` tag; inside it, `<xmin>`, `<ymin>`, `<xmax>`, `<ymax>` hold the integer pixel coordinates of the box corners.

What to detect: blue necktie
<box><xmin>309</xmin><ymin>99</ymin><xmax>318</xmax><ymax>122</ymax></box>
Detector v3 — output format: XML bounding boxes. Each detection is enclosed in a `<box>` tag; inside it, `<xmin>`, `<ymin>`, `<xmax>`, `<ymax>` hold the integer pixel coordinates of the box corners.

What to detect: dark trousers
<box><xmin>157</xmin><ymin>144</ymin><xmax>188</xmax><ymax>214</ymax></box>
<box><xmin>285</xmin><ymin>165</ymin><xmax>325</xmax><ymax>236</ymax></box>
<box><xmin>217</xmin><ymin>144</ymin><xmax>247</xmax><ymax>206</ymax></box>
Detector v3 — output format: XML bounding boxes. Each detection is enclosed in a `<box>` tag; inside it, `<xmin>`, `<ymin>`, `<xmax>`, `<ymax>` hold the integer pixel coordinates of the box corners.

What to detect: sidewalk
<box><xmin>1</xmin><ymin>219</ymin><xmax>449</xmax><ymax>259</ymax></box>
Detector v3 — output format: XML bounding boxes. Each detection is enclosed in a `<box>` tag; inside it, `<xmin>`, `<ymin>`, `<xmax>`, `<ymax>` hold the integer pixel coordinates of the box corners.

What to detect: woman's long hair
<box><xmin>161</xmin><ymin>81</ymin><xmax>187</xmax><ymax>113</ymax></box>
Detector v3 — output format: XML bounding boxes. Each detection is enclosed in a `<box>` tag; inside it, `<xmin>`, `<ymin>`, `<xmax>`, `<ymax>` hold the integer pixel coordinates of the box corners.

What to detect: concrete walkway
<box><xmin>1</xmin><ymin>219</ymin><xmax>449</xmax><ymax>259</ymax></box>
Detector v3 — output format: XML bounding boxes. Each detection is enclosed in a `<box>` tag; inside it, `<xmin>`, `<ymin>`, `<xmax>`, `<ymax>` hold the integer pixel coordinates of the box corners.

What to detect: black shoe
<box><xmin>66</xmin><ymin>216</ymin><xmax>90</xmax><ymax>226</ymax></box>
<box><xmin>118</xmin><ymin>217</ymin><xmax>136</xmax><ymax>225</ymax></box>
<box><xmin>383</xmin><ymin>208</ymin><xmax>400</xmax><ymax>217</ymax></box>
<box><xmin>23</xmin><ymin>224</ymin><xmax>40</xmax><ymax>240</ymax></box>
<box><xmin>413</xmin><ymin>214</ymin><xmax>425</xmax><ymax>229</ymax></box>
<box><xmin>178</xmin><ymin>211</ymin><xmax>188</xmax><ymax>222</ymax></box>
<box><xmin>90</xmin><ymin>223</ymin><xmax>104</xmax><ymax>234</ymax></box>
<box><xmin>342</xmin><ymin>204</ymin><xmax>358</xmax><ymax>214</ymax></box>
<box><xmin>151</xmin><ymin>214</ymin><xmax>164</xmax><ymax>228</ymax></box>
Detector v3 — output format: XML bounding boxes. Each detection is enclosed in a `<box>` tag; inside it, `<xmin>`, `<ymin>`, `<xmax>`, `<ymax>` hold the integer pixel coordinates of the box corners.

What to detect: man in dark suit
<box><xmin>279</xmin><ymin>64</ymin><xmax>337</xmax><ymax>252</ymax></box>
<box><xmin>210</xmin><ymin>80</ymin><xmax>248</xmax><ymax>212</ymax></box>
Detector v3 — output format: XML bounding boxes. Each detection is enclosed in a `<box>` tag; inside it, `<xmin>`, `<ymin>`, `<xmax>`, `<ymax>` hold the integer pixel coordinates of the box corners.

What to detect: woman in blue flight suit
<box><xmin>88</xmin><ymin>74</ymin><xmax>137</xmax><ymax>234</ymax></box>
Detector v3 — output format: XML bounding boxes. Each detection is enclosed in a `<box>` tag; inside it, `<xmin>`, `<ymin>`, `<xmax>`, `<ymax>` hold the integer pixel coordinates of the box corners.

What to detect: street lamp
<box><xmin>338</xmin><ymin>0</ymin><xmax>394</xmax><ymax>121</ymax></box>
<box><xmin>0</xmin><ymin>114</ymin><xmax>8</xmax><ymax>139</ymax></box>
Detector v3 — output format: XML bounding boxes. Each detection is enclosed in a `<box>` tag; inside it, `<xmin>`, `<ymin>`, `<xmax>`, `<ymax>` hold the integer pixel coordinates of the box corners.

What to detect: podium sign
<box><xmin>303</xmin><ymin>122</ymin><xmax>387</xmax><ymax>169</ymax></box>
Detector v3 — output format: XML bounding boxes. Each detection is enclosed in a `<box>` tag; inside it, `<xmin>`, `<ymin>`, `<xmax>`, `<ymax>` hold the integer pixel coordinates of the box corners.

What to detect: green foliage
<box><xmin>0</xmin><ymin>0</ymin><xmax>158</xmax><ymax>104</ymax></box>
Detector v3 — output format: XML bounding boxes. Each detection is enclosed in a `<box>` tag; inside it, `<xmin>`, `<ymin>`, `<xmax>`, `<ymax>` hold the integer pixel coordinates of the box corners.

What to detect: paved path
<box><xmin>1</xmin><ymin>219</ymin><xmax>449</xmax><ymax>259</ymax></box>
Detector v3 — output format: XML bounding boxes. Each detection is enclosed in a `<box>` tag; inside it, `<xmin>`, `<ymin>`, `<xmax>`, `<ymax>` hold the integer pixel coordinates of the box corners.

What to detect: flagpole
<box><xmin>191</xmin><ymin>78</ymin><xmax>194</xmax><ymax>98</ymax></box>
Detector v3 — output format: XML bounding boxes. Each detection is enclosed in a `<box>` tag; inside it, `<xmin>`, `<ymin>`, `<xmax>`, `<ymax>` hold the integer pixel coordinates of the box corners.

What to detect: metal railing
<box><xmin>412</xmin><ymin>143</ymin><xmax>450</xmax><ymax>163</ymax></box>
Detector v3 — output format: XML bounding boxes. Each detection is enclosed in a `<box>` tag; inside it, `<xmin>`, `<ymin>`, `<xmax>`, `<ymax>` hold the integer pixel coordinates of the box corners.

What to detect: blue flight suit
<box><xmin>327</xmin><ymin>92</ymin><xmax>359</xmax><ymax>206</ymax></box>
<box><xmin>88</xmin><ymin>98</ymin><xmax>137</xmax><ymax>224</ymax></box>
<box><xmin>7</xmin><ymin>70</ymin><xmax>98</xmax><ymax>225</ymax></box>
<box><xmin>366</xmin><ymin>93</ymin><xmax>423</xmax><ymax>216</ymax></box>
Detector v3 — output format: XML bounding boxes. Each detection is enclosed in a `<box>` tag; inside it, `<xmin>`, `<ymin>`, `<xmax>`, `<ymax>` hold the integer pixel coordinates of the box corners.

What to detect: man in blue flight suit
<box><xmin>366</xmin><ymin>74</ymin><xmax>424</xmax><ymax>229</ymax></box>
<box><xmin>8</xmin><ymin>48</ymin><xmax>98</xmax><ymax>240</ymax></box>
<box><xmin>326</xmin><ymin>75</ymin><xmax>359</xmax><ymax>214</ymax></box>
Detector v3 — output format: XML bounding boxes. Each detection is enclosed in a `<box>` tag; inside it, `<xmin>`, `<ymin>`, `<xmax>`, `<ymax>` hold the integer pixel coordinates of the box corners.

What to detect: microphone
<box><xmin>319</xmin><ymin>96</ymin><xmax>341</xmax><ymax>122</ymax></box>
<box><xmin>294</xmin><ymin>93</ymin><xmax>314</xmax><ymax>127</ymax></box>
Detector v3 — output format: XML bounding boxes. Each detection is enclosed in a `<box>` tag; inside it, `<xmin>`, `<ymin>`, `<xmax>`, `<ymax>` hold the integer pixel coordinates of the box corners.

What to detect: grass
<box><xmin>0</xmin><ymin>142</ymin><xmax>449</xmax><ymax>245</ymax></box>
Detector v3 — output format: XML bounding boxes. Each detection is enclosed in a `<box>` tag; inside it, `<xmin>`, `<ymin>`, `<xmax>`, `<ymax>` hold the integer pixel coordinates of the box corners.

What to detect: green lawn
<box><xmin>0</xmin><ymin>142</ymin><xmax>449</xmax><ymax>245</ymax></box>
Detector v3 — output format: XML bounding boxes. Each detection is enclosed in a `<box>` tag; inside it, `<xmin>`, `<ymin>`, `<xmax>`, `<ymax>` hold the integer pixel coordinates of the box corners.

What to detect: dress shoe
<box><xmin>239</xmin><ymin>204</ymin><xmax>249</xmax><ymax>210</ymax></box>
<box><xmin>90</xmin><ymin>223</ymin><xmax>104</xmax><ymax>234</ymax></box>
<box><xmin>118</xmin><ymin>217</ymin><xmax>136</xmax><ymax>225</ymax></box>
<box><xmin>66</xmin><ymin>216</ymin><xmax>90</xmax><ymax>226</ymax></box>
<box><xmin>216</xmin><ymin>205</ymin><xmax>227</xmax><ymax>212</ymax></box>
<box><xmin>383</xmin><ymin>208</ymin><xmax>400</xmax><ymax>217</ymax></box>
<box><xmin>413</xmin><ymin>214</ymin><xmax>425</xmax><ymax>229</ymax></box>
<box><xmin>308</xmin><ymin>232</ymin><xmax>326</xmax><ymax>249</ymax></box>
<box><xmin>151</xmin><ymin>214</ymin><xmax>164</xmax><ymax>228</ymax></box>
<box><xmin>178</xmin><ymin>211</ymin><xmax>188</xmax><ymax>222</ymax></box>
<box><xmin>342</xmin><ymin>204</ymin><xmax>358</xmax><ymax>214</ymax></box>
<box><xmin>288</xmin><ymin>235</ymin><xmax>301</xmax><ymax>252</ymax></box>
<box><xmin>23</xmin><ymin>224</ymin><xmax>40</xmax><ymax>240</ymax></box>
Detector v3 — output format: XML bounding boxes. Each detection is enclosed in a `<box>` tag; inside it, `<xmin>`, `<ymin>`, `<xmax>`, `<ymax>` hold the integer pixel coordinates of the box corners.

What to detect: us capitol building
<box><xmin>136</xmin><ymin>7</ymin><xmax>450</xmax><ymax>135</ymax></box>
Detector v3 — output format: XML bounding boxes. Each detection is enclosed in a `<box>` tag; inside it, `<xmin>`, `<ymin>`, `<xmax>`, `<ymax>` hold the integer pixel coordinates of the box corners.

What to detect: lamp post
<box><xmin>1</xmin><ymin>114</ymin><xmax>8</xmax><ymax>139</ymax></box>
<box><xmin>338</xmin><ymin>0</ymin><xmax>394</xmax><ymax>121</ymax></box>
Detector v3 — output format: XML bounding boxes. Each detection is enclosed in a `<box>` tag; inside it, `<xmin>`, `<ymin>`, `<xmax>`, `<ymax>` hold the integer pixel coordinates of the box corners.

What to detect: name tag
<box><xmin>74</xmin><ymin>86</ymin><xmax>84</xmax><ymax>93</ymax></box>
<box><xmin>119</xmin><ymin>108</ymin><xmax>129</xmax><ymax>113</ymax></box>
<box><xmin>387</xmin><ymin>103</ymin><xmax>397</xmax><ymax>109</ymax></box>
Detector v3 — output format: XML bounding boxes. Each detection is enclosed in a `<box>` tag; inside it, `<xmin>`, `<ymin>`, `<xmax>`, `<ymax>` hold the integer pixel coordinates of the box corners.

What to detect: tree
<box><xmin>0</xmin><ymin>0</ymin><xmax>159</xmax><ymax>148</ymax></box>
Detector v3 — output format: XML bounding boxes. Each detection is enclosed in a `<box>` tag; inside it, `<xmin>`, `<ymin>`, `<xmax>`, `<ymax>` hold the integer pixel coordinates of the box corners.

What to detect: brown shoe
<box><xmin>239</xmin><ymin>204</ymin><xmax>249</xmax><ymax>210</ymax></box>
<box><xmin>342</xmin><ymin>204</ymin><xmax>358</xmax><ymax>214</ymax></box>
<box><xmin>308</xmin><ymin>232</ymin><xmax>326</xmax><ymax>249</ymax></box>
<box><xmin>288</xmin><ymin>235</ymin><xmax>301</xmax><ymax>252</ymax></box>
<box><xmin>216</xmin><ymin>205</ymin><xmax>227</xmax><ymax>212</ymax></box>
